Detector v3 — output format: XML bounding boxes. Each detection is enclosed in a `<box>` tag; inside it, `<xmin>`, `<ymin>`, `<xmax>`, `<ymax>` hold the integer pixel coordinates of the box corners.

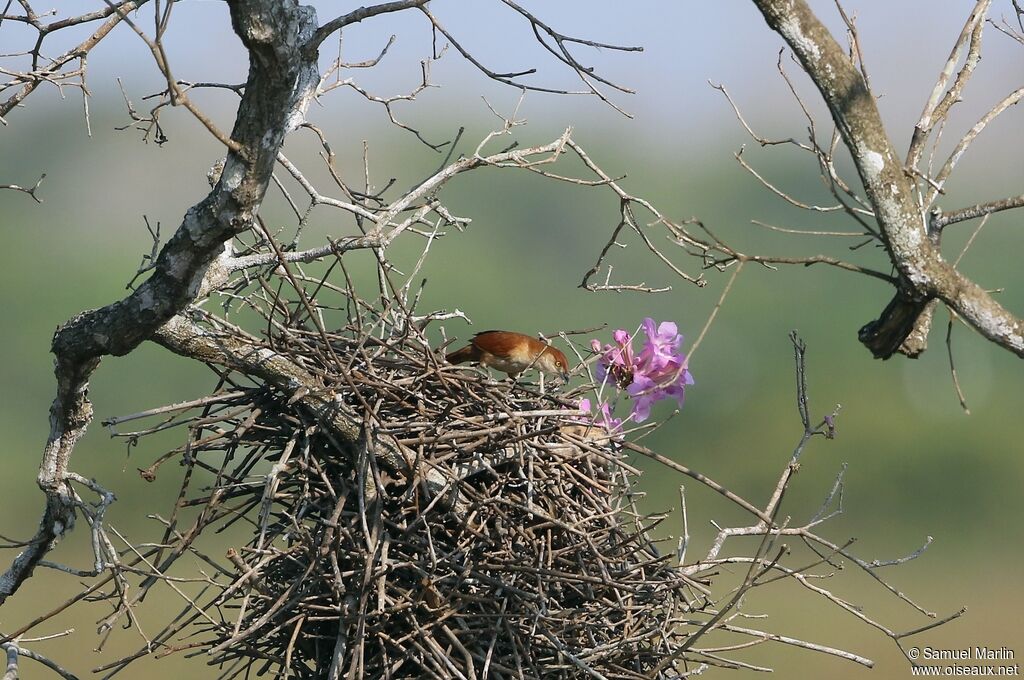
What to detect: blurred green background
<box><xmin>1</xmin><ymin>1</ymin><xmax>1022</xmax><ymax>677</ymax></box>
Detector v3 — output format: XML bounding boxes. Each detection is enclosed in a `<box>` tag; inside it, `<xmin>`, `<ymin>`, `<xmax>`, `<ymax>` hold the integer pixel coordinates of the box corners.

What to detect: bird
<box><xmin>445</xmin><ymin>330</ymin><xmax>570</xmax><ymax>380</ymax></box>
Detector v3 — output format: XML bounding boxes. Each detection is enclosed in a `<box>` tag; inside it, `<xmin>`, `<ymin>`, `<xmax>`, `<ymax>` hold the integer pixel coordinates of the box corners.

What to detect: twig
<box><xmin>0</xmin><ymin>173</ymin><xmax>44</xmax><ymax>202</ymax></box>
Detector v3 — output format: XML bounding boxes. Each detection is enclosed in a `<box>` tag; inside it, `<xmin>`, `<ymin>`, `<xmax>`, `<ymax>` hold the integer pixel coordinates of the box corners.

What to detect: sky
<box><xmin>9</xmin><ymin>2</ymin><xmax>1022</xmax><ymax>139</ymax></box>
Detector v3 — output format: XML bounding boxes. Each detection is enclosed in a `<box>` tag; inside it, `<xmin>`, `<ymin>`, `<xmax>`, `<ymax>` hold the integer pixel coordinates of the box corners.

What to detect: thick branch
<box><xmin>753</xmin><ymin>0</ymin><xmax>1024</xmax><ymax>358</ymax></box>
<box><xmin>151</xmin><ymin>315</ymin><xmax>464</xmax><ymax>510</ymax></box>
<box><xmin>0</xmin><ymin>0</ymin><xmax>321</xmax><ymax>602</ymax></box>
<box><xmin>152</xmin><ymin>316</ymin><xmax>364</xmax><ymax>460</ymax></box>
<box><xmin>752</xmin><ymin>0</ymin><xmax>930</xmax><ymax>277</ymax></box>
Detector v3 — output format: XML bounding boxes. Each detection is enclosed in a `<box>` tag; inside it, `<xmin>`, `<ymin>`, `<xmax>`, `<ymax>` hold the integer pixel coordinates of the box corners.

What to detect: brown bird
<box><xmin>446</xmin><ymin>330</ymin><xmax>570</xmax><ymax>380</ymax></box>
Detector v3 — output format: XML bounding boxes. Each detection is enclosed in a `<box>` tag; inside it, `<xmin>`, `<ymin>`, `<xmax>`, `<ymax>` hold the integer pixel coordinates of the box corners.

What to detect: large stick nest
<box><xmin>115</xmin><ymin>302</ymin><xmax>703</xmax><ymax>679</ymax></box>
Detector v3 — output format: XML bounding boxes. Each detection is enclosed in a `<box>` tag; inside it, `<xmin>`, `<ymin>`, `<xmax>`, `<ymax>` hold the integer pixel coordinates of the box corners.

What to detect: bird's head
<box><xmin>540</xmin><ymin>346</ymin><xmax>571</xmax><ymax>382</ymax></box>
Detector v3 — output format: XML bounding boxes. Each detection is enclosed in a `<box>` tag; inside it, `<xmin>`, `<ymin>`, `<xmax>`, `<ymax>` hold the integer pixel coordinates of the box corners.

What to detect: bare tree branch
<box><xmin>417</xmin><ymin>4</ymin><xmax>641</xmax><ymax>114</ymax></box>
<box><xmin>752</xmin><ymin>0</ymin><xmax>1024</xmax><ymax>359</ymax></box>
<box><xmin>929</xmin><ymin>86</ymin><xmax>1024</xmax><ymax>204</ymax></box>
<box><xmin>0</xmin><ymin>1</ymin><xmax>145</xmax><ymax>119</ymax></box>
<box><xmin>0</xmin><ymin>0</ymin><xmax>321</xmax><ymax>603</ymax></box>
<box><xmin>907</xmin><ymin>1</ymin><xmax>990</xmax><ymax>170</ymax></box>
<box><xmin>101</xmin><ymin>0</ymin><xmax>243</xmax><ymax>152</ymax></box>
<box><xmin>933</xmin><ymin>193</ymin><xmax>1024</xmax><ymax>231</ymax></box>
<box><xmin>0</xmin><ymin>173</ymin><xmax>44</xmax><ymax>202</ymax></box>
<box><xmin>306</xmin><ymin>0</ymin><xmax>429</xmax><ymax>55</ymax></box>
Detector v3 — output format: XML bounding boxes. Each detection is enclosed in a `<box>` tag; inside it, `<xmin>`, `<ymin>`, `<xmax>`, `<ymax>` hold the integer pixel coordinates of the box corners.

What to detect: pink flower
<box><xmin>592</xmin><ymin>318</ymin><xmax>694</xmax><ymax>423</ymax></box>
<box><xmin>595</xmin><ymin>400</ymin><xmax>624</xmax><ymax>433</ymax></box>
<box><xmin>591</xmin><ymin>331</ymin><xmax>635</xmax><ymax>389</ymax></box>
<box><xmin>575</xmin><ymin>398</ymin><xmax>624</xmax><ymax>434</ymax></box>
<box><xmin>638</xmin><ymin>318</ymin><xmax>682</xmax><ymax>372</ymax></box>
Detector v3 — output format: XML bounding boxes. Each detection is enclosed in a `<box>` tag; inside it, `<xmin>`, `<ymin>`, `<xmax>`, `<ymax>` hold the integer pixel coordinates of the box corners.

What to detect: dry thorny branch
<box><xmin>0</xmin><ymin>0</ymin><xmax>984</xmax><ymax>677</ymax></box>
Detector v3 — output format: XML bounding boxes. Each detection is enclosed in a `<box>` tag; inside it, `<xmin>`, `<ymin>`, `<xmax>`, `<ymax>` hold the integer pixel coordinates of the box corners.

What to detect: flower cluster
<box><xmin>591</xmin><ymin>318</ymin><xmax>694</xmax><ymax>423</ymax></box>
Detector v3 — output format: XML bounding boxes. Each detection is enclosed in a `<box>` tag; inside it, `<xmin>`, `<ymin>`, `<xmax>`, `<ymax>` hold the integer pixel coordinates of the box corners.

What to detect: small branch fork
<box><xmin>417</xmin><ymin>2</ymin><xmax>641</xmax><ymax>116</ymax></box>
<box><xmin>0</xmin><ymin>174</ymin><xmax>45</xmax><ymax>203</ymax></box>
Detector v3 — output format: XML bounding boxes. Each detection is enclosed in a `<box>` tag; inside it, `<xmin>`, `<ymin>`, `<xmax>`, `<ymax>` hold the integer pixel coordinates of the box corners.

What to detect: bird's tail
<box><xmin>445</xmin><ymin>344</ymin><xmax>477</xmax><ymax>365</ymax></box>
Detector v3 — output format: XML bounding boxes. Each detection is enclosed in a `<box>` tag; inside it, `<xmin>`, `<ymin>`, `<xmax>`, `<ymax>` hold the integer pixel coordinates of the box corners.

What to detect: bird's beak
<box><xmin>561</xmin><ymin>371</ymin><xmax>570</xmax><ymax>382</ymax></box>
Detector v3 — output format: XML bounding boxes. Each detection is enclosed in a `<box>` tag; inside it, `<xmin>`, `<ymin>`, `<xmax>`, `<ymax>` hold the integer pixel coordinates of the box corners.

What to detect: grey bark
<box><xmin>752</xmin><ymin>0</ymin><xmax>1024</xmax><ymax>359</ymax></box>
<box><xmin>1</xmin><ymin>0</ymin><xmax>322</xmax><ymax>602</ymax></box>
